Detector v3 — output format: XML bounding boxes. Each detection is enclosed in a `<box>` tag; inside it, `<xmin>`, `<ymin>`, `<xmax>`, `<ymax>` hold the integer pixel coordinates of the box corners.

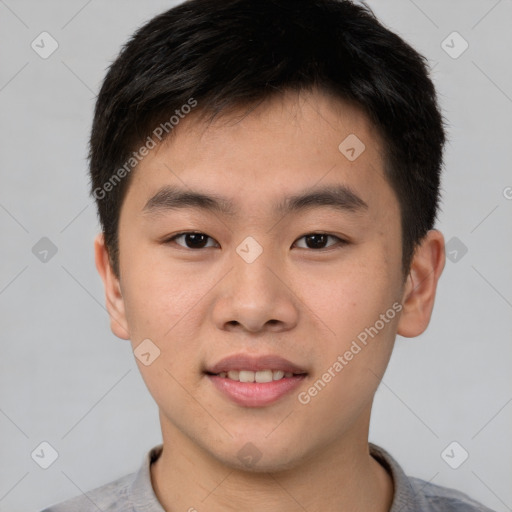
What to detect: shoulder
<box><xmin>408</xmin><ymin>477</ymin><xmax>496</xmax><ymax>512</ymax></box>
<box><xmin>369</xmin><ymin>443</ymin><xmax>496</xmax><ymax>512</ymax></box>
<box><xmin>38</xmin><ymin>444</ymin><xmax>164</xmax><ymax>512</ymax></box>
<box><xmin>38</xmin><ymin>471</ymin><xmax>135</xmax><ymax>512</ymax></box>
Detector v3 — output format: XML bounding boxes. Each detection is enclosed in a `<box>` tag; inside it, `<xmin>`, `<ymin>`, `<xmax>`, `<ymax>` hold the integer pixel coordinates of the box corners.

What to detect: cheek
<box><xmin>123</xmin><ymin>268</ymin><xmax>201</xmax><ymax>340</ymax></box>
<box><xmin>296</xmin><ymin>262</ymin><xmax>400</xmax><ymax>413</ymax></box>
<box><xmin>302</xmin><ymin>256</ymin><xmax>397</xmax><ymax>334</ymax></box>
<box><xmin>120</xmin><ymin>260</ymin><xmax>208</xmax><ymax>397</ymax></box>
<box><xmin>295</xmin><ymin>252</ymin><xmax>402</xmax><ymax>392</ymax></box>
<box><xmin>119</xmin><ymin>246</ymin><xmax>219</xmax><ymax>372</ymax></box>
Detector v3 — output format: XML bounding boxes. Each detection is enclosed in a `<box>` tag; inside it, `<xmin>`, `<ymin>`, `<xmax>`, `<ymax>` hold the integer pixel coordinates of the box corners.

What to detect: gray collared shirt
<box><xmin>40</xmin><ymin>443</ymin><xmax>496</xmax><ymax>511</ymax></box>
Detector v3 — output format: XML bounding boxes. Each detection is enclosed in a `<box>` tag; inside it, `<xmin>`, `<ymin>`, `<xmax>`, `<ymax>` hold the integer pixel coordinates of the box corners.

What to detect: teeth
<box><xmin>239</xmin><ymin>370</ymin><xmax>254</xmax><ymax>382</ymax></box>
<box><xmin>218</xmin><ymin>370</ymin><xmax>297</xmax><ymax>382</ymax></box>
<box><xmin>255</xmin><ymin>370</ymin><xmax>273</xmax><ymax>383</ymax></box>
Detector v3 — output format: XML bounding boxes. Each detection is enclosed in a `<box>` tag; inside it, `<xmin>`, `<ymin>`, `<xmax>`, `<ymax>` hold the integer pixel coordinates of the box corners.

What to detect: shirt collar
<box><xmin>129</xmin><ymin>443</ymin><xmax>166</xmax><ymax>512</ymax></box>
<box><xmin>129</xmin><ymin>442</ymin><xmax>422</xmax><ymax>511</ymax></box>
<box><xmin>369</xmin><ymin>442</ymin><xmax>427</xmax><ymax>511</ymax></box>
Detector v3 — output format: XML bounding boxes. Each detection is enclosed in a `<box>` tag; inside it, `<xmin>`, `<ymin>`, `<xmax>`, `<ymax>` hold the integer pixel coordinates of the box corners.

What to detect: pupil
<box><xmin>306</xmin><ymin>234</ymin><xmax>327</xmax><ymax>249</ymax></box>
<box><xmin>187</xmin><ymin>233</ymin><xmax>208</xmax><ymax>248</ymax></box>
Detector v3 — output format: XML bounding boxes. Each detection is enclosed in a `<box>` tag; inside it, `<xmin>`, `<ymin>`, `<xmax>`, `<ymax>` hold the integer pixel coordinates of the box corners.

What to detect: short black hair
<box><xmin>89</xmin><ymin>0</ymin><xmax>446</xmax><ymax>279</ymax></box>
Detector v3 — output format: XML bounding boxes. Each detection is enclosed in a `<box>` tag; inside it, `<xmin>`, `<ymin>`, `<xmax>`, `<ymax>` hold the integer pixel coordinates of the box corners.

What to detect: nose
<box><xmin>211</xmin><ymin>241</ymin><xmax>299</xmax><ymax>335</ymax></box>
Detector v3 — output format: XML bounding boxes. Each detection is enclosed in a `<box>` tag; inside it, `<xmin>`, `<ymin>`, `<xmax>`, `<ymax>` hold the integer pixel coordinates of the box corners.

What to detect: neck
<box><xmin>150</xmin><ymin>409</ymin><xmax>394</xmax><ymax>512</ymax></box>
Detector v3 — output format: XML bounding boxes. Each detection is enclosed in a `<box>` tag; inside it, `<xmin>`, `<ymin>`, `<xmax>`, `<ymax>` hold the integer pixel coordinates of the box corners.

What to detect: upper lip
<box><xmin>205</xmin><ymin>354</ymin><xmax>308</xmax><ymax>375</ymax></box>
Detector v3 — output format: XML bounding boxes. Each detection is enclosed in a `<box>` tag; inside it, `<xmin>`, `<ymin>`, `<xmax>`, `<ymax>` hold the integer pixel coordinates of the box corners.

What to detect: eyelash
<box><xmin>164</xmin><ymin>231</ymin><xmax>348</xmax><ymax>251</ymax></box>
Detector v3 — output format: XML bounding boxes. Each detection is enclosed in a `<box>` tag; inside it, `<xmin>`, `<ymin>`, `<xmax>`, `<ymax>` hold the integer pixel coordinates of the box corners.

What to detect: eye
<box><xmin>293</xmin><ymin>233</ymin><xmax>347</xmax><ymax>250</ymax></box>
<box><xmin>166</xmin><ymin>232</ymin><xmax>219</xmax><ymax>249</ymax></box>
<box><xmin>164</xmin><ymin>232</ymin><xmax>346</xmax><ymax>251</ymax></box>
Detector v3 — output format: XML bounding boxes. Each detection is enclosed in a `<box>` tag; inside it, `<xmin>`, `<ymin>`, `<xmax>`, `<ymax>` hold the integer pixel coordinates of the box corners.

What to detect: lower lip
<box><xmin>206</xmin><ymin>374</ymin><xmax>307</xmax><ymax>407</ymax></box>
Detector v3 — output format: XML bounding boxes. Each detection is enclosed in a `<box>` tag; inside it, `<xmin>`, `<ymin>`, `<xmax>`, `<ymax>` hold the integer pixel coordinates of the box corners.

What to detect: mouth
<box><xmin>205</xmin><ymin>353</ymin><xmax>308</xmax><ymax>376</ymax></box>
<box><xmin>204</xmin><ymin>354</ymin><xmax>308</xmax><ymax>407</ymax></box>
<box><xmin>205</xmin><ymin>369</ymin><xmax>306</xmax><ymax>382</ymax></box>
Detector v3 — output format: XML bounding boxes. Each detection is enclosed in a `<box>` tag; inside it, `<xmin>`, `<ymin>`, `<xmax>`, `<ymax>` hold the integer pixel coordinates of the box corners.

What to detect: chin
<box><xmin>210</xmin><ymin>438</ymin><xmax>308</xmax><ymax>474</ymax></box>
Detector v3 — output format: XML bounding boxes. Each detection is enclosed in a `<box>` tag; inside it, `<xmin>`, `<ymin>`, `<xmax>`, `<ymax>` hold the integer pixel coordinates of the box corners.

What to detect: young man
<box><xmin>41</xmin><ymin>0</ymin><xmax>495</xmax><ymax>510</ymax></box>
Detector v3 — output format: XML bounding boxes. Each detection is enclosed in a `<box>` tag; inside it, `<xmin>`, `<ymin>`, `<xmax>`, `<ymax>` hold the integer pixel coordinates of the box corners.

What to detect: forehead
<box><xmin>124</xmin><ymin>89</ymin><xmax>396</xmax><ymax>221</ymax></box>
<box><xmin>160</xmin><ymin>90</ymin><xmax>383</xmax><ymax>169</ymax></box>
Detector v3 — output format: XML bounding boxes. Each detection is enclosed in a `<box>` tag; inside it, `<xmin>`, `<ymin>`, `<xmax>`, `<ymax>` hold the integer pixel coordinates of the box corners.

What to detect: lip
<box><xmin>204</xmin><ymin>354</ymin><xmax>308</xmax><ymax>408</ymax></box>
<box><xmin>207</xmin><ymin>374</ymin><xmax>307</xmax><ymax>407</ymax></box>
<box><xmin>205</xmin><ymin>354</ymin><xmax>308</xmax><ymax>375</ymax></box>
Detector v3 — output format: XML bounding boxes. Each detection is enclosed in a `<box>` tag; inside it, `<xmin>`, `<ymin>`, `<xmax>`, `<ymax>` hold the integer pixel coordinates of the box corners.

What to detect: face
<box><xmin>96</xmin><ymin>89</ymin><xmax>444</xmax><ymax>472</ymax></box>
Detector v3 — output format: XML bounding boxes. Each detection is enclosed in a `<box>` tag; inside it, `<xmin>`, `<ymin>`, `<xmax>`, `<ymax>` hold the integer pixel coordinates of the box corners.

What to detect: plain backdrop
<box><xmin>0</xmin><ymin>1</ymin><xmax>511</xmax><ymax>511</ymax></box>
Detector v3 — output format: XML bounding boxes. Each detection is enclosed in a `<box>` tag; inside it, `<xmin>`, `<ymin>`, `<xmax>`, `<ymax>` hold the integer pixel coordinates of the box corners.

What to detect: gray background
<box><xmin>1</xmin><ymin>1</ymin><xmax>511</xmax><ymax>511</ymax></box>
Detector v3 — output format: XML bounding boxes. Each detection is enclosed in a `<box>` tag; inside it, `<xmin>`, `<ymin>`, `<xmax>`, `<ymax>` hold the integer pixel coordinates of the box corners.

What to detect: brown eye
<box><xmin>169</xmin><ymin>232</ymin><xmax>218</xmax><ymax>249</ymax></box>
<box><xmin>294</xmin><ymin>233</ymin><xmax>346</xmax><ymax>250</ymax></box>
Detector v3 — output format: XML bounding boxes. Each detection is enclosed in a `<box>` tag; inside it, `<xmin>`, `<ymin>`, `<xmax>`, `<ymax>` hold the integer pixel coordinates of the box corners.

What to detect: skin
<box><xmin>95</xmin><ymin>89</ymin><xmax>445</xmax><ymax>512</ymax></box>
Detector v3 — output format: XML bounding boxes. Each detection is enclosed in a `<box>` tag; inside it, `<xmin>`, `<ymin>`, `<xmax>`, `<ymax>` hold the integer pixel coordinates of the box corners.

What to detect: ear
<box><xmin>94</xmin><ymin>233</ymin><xmax>130</xmax><ymax>340</ymax></box>
<box><xmin>397</xmin><ymin>229</ymin><xmax>445</xmax><ymax>338</ymax></box>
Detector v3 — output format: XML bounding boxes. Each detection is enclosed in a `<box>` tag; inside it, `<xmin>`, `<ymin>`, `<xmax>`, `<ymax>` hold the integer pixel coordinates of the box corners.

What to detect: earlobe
<box><xmin>397</xmin><ymin>229</ymin><xmax>445</xmax><ymax>338</ymax></box>
<box><xmin>94</xmin><ymin>233</ymin><xmax>130</xmax><ymax>340</ymax></box>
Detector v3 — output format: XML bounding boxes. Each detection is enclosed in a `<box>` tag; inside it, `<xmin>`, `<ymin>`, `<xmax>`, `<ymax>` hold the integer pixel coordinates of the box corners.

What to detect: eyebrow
<box><xmin>142</xmin><ymin>184</ymin><xmax>368</xmax><ymax>217</ymax></box>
